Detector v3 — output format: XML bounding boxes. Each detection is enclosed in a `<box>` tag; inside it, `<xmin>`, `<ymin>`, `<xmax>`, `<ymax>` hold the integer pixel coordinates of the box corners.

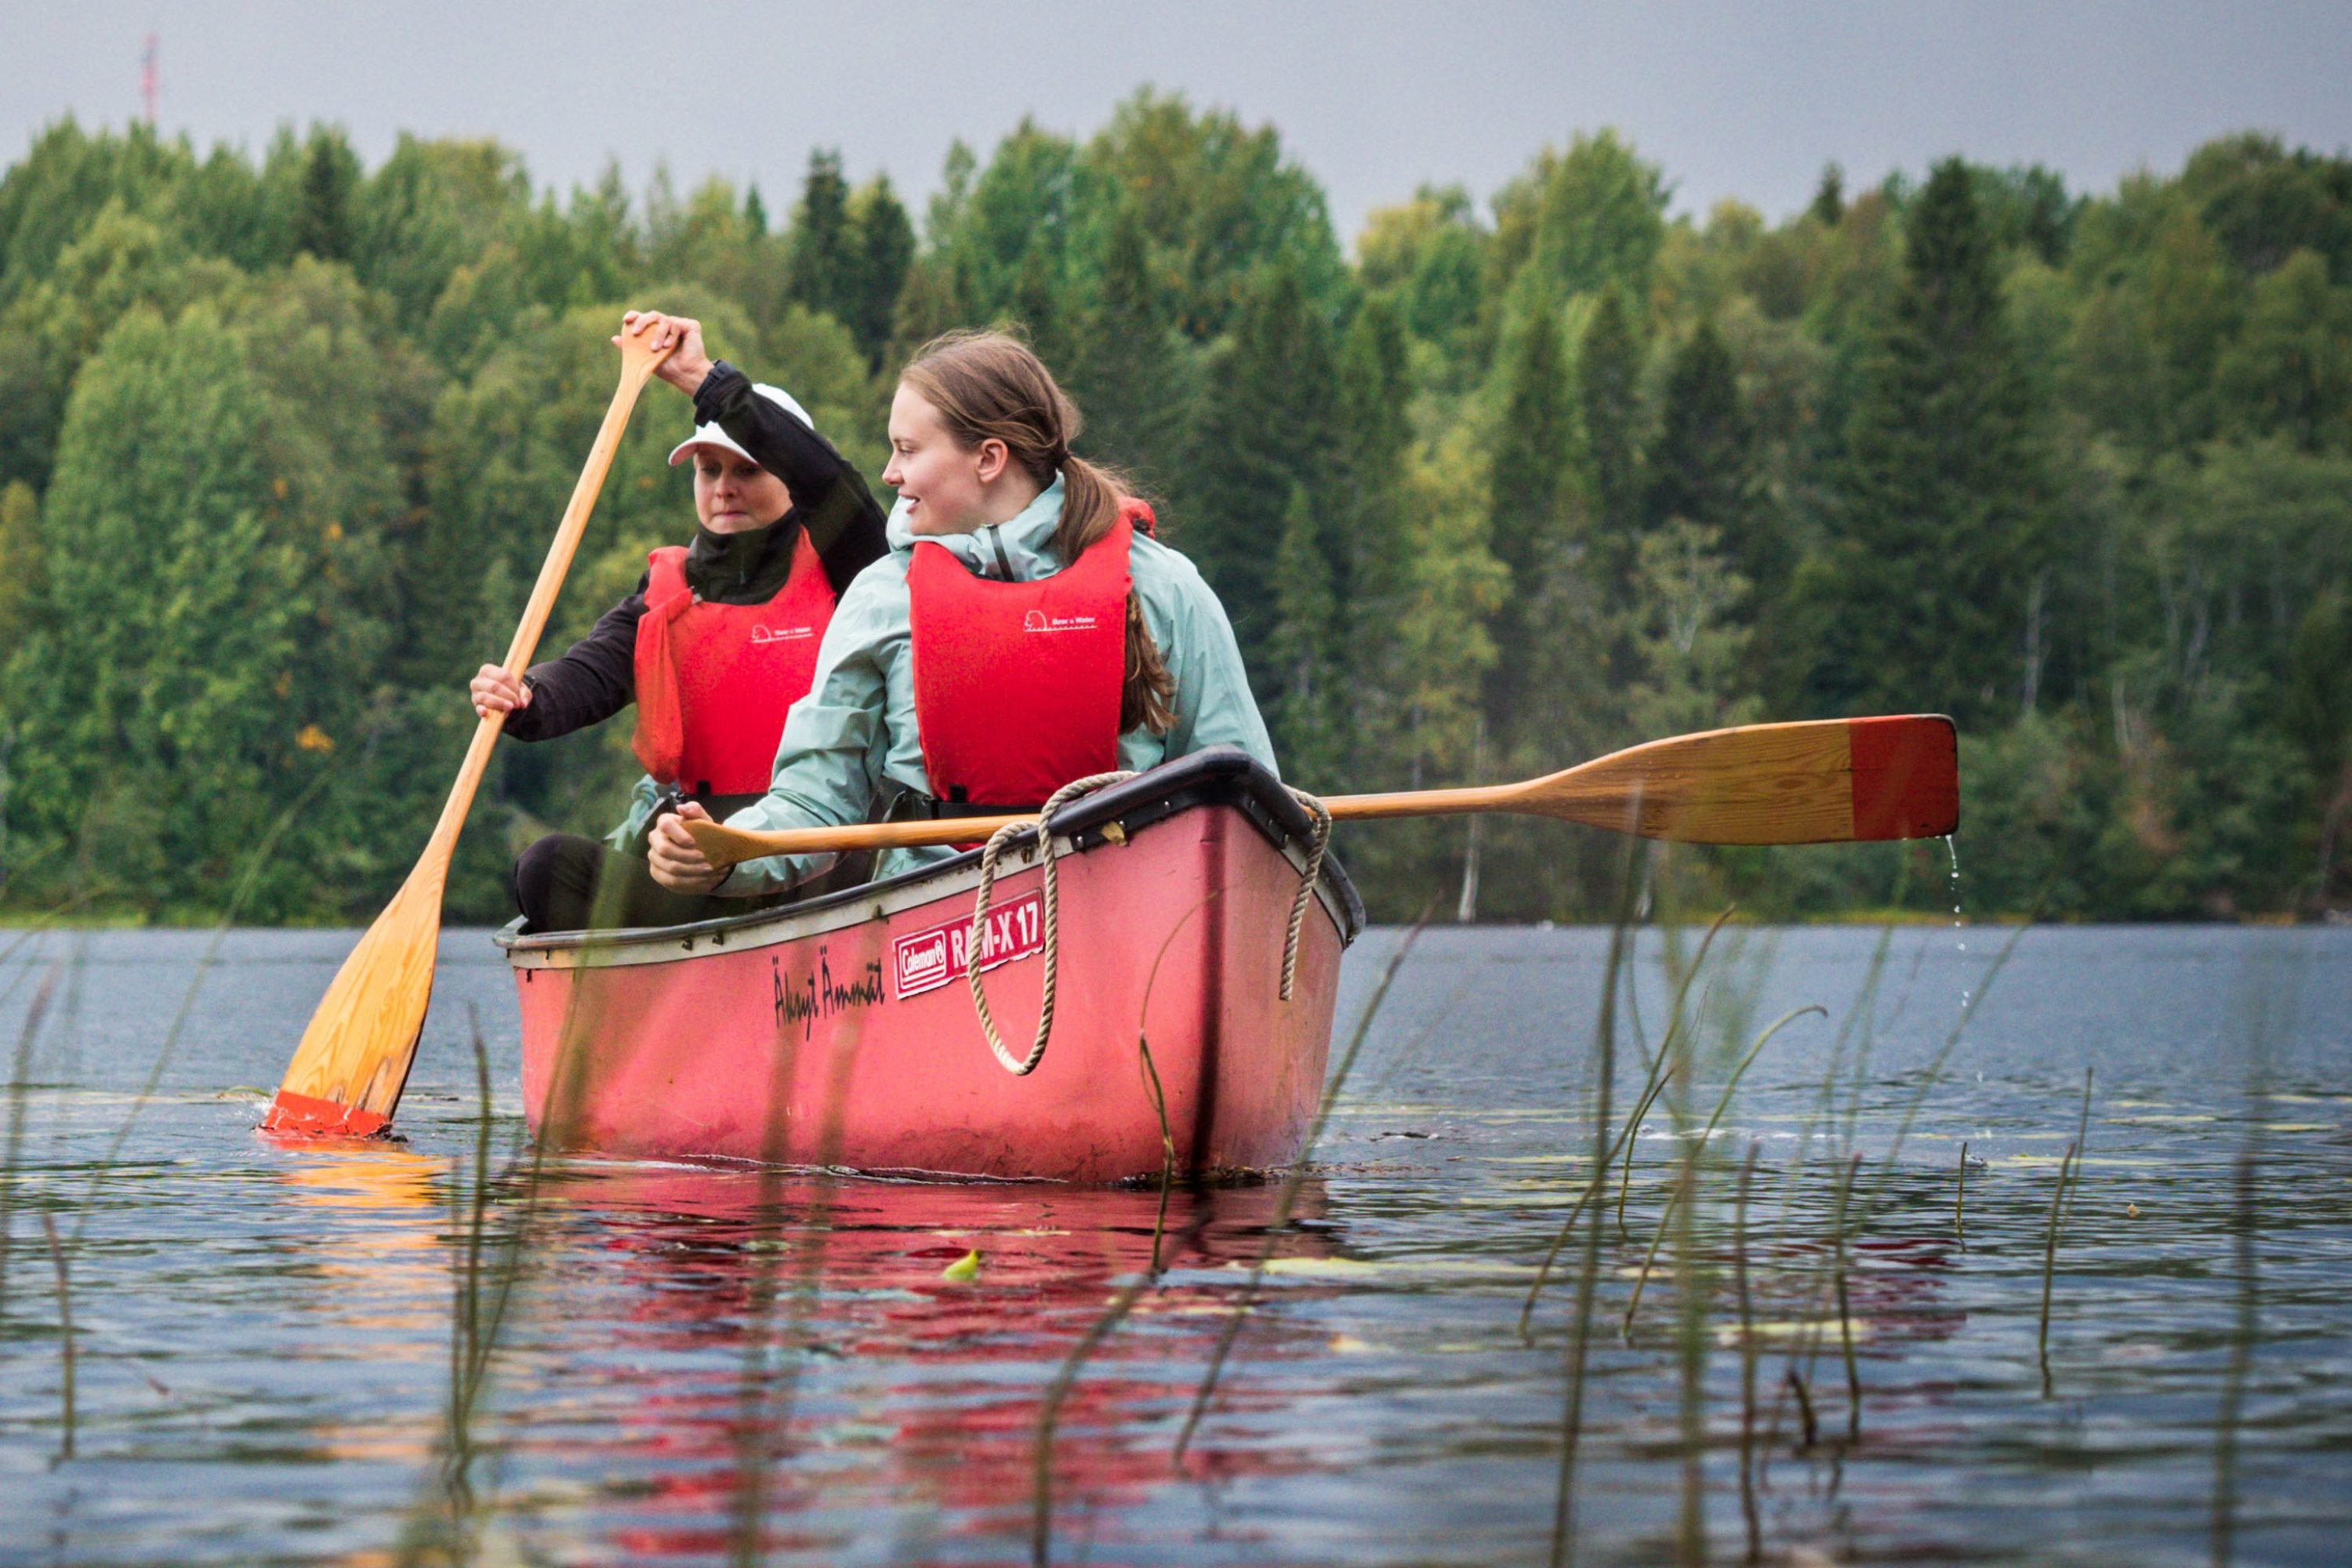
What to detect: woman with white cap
<box><xmin>468</xmin><ymin>310</ymin><xmax>889</xmax><ymax>931</ymax></box>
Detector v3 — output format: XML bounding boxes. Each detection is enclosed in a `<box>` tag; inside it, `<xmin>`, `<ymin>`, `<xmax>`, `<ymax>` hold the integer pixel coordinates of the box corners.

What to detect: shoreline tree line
<box><xmin>1</xmin><ymin>95</ymin><xmax>2348</xmax><ymax>923</ymax></box>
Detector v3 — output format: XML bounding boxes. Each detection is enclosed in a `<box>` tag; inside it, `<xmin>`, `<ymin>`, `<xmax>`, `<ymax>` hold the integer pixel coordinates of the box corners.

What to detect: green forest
<box><xmin>2</xmin><ymin>97</ymin><xmax>2349</xmax><ymax>924</ymax></box>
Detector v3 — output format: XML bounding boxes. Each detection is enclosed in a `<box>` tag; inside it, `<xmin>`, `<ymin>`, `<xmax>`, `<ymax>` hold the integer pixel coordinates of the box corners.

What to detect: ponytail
<box><xmin>902</xmin><ymin>331</ymin><xmax>1178</xmax><ymax>735</ymax></box>
<box><xmin>1058</xmin><ymin>453</ymin><xmax>1177</xmax><ymax>736</ymax></box>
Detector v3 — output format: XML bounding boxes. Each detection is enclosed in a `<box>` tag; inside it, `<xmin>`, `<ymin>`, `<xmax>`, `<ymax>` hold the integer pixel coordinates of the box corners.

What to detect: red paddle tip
<box><xmin>260</xmin><ymin>1088</ymin><xmax>392</xmax><ymax>1140</ymax></box>
<box><xmin>1849</xmin><ymin>715</ymin><xmax>1960</xmax><ymax>840</ymax></box>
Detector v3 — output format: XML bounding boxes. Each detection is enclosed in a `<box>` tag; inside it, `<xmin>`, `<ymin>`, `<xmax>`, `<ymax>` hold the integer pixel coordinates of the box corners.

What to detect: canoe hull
<box><xmin>501</xmin><ymin>754</ymin><xmax>1359</xmax><ymax>1183</ymax></box>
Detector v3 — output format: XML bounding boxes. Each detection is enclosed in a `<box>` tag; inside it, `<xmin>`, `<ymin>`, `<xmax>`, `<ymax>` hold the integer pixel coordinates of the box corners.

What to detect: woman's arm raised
<box><xmin>622</xmin><ymin>308</ymin><xmax>887</xmax><ymax>593</ymax></box>
<box><xmin>696</xmin><ymin>367</ymin><xmax>889</xmax><ymax>594</ymax></box>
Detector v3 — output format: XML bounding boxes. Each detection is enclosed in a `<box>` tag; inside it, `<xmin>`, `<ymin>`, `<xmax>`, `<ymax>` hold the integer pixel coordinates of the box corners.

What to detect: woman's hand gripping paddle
<box><xmin>681</xmin><ymin>716</ymin><xmax>1960</xmax><ymax>868</ymax></box>
<box><xmin>263</xmin><ymin>328</ymin><xmax>673</xmax><ymax>1138</ymax></box>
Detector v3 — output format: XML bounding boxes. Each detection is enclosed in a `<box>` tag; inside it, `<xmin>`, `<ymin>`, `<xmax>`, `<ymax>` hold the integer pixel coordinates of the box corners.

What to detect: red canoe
<box><xmin>497</xmin><ymin>752</ymin><xmax>1364</xmax><ymax>1182</ymax></box>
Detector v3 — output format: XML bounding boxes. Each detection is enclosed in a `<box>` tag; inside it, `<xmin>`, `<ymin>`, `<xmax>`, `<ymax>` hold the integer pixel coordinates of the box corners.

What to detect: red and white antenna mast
<box><xmin>140</xmin><ymin>33</ymin><xmax>159</xmax><ymax>125</ymax></box>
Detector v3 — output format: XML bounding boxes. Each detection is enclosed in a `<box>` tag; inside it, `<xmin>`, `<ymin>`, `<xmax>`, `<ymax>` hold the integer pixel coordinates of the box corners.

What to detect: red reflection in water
<box><xmin>510</xmin><ymin>1165</ymin><xmax>1341</xmax><ymax>1563</ymax></box>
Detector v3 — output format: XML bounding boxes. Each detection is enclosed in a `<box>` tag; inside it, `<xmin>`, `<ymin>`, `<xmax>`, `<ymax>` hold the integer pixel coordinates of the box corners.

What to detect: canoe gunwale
<box><xmin>495</xmin><ymin>748</ymin><xmax>1364</xmax><ymax>972</ymax></box>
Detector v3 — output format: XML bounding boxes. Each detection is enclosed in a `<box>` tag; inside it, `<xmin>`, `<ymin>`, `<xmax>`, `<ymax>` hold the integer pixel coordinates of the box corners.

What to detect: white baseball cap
<box><xmin>667</xmin><ymin>383</ymin><xmax>816</xmax><ymax>467</ymax></box>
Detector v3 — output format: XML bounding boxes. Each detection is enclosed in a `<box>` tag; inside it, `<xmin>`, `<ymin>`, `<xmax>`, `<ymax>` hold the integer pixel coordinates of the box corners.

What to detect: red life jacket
<box><xmin>631</xmin><ymin>530</ymin><xmax>837</xmax><ymax>797</ymax></box>
<box><xmin>907</xmin><ymin>499</ymin><xmax>1154</xmax><ymax>809</ymax></box>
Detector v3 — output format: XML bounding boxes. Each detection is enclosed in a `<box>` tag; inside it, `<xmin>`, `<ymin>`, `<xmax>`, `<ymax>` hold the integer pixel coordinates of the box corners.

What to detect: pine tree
<box><xmin>926</xmin><ymin>140</ymin><xmax>977</xmax><ymax>245</ymax></box>
<box><xmin>1647</xmin><ymin>320</ymin><xmax>1778</xmax><ymax>591</ymax></box>
<box><xmin>550</xmin><ymin>162</ymin><xmax>637</xmax><ymax>307</ymax></box>
<box><xmin>1335</xmin><ymin>295</ymin><xmax>1411</xmax><ymax>608</ymax></box>
<box><xmin>1578</xmin><ymin>285</ymin><xmax>1645</xmax><ymax>590</ymax></box>
<box><xmin>1485</xmin><ymin>289</ymin><xmax>1576</xmax><ymax>746</ymax></box>
<box><xmin>1183</xmin><ymin>263</ymin><xmax>1341</xmax><ymax>681</ymax></box>
<box><xmin>1331</xmin><ymin>296</ymin><xmax>1414</xmax><ymax>784</ymax></box>
<box><xmin>888</xmin><ymin>254</ymin><xmax>963</xmax><ymax>364</ymax></box>
<box><xmin>1810</xmin><ymin>163</ymin><xmax>1846</xmax><ymax>227</ymax></box>
<box><xmin>1492</xmin><ymin>293</ymin><xmax>1573</xmax><ymax>542</ymax></box>
<box><xmin>1068</xmin><ymin>203</ymin><xmax>1197</xmax><ymax>494</ymax></box>
<box><xmin>1266</xmin><ymin>485</ymin><xmax>1344</xmax><ymax>781</ymax></box>
<box><xmin>786</xmin><ymin>149</ymin><xmax>855</xmax><ymax>328</ymax></box>
<box><xmin>1338</xmin><ymin>298</ymin><xmax>1412</xmax><ymax>498</ymax></box>
<box><xmin>0</xmin><ymin>481</ymin><xmax>40</xmax><ymax>655</ymax></box>
<box><xmin>1798</xmin><ymin>157</ymin><xmax>2056</xmax><ymax>723</ymax></box>
<box><xmin>295</xmin><ymin>127</ymin><xmax>358</xmax><ymax>261</ymax></box>
<box><xmin>1005</xmin><ymin>233</ymin><xmax>1075</xmax><ymax>371</ymax></box>
<box><xmin>847</xmin><ymin>176</ymin><xmax>913</xmax><ymax>366</ymax></box>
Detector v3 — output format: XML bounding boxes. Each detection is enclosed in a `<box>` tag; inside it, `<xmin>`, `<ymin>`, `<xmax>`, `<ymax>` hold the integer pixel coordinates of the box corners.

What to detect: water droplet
<box><xmin>1945</xmin><ymin>834</ymin><xmax>1970</xmax><ymax>1009</ymax></box>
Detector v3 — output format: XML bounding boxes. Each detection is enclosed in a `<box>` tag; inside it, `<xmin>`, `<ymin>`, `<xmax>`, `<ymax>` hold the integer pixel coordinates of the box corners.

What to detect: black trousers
<box><xmin>508</xmin><ymin>832</ymin><xmax>757</xmax><ymax>931</ymax></box>
<box><xmin>507</xmin><ymin>834</ymin><xmax>815</xmax><ymax>933</ymax></box>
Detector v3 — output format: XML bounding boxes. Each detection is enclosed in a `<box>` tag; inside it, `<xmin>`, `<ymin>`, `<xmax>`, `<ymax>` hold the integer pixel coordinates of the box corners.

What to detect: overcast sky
<box><xmin>6</xmin><ymin>2</ymin><xmax>2349</xmax><ymax>245</ymax></box>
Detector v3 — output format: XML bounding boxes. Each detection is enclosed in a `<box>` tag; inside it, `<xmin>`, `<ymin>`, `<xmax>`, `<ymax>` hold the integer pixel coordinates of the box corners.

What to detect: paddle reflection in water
<box><xmin>271</xmin><ymin>1146</ymin><xmax>455</xmax><ymax>1339</ymax></box>
<box><xmin>245</xmin><ymin>1145</ymin><xmax>471</xmax><ymax>1490</ymax></box>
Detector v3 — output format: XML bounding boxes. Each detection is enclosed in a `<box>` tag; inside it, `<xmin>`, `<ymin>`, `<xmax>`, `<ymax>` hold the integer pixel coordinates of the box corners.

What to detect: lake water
<box><xmin>1</xmin><ymin>922</ymin><xmax>2347</xmax><ymax>1566</ymax></box>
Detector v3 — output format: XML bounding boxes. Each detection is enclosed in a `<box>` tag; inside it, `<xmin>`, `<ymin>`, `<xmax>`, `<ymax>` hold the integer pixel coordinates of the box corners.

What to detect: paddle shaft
<box><xmin>688</xmin><ymin>788</ymin><xmax>1507</xmax><ymax>862</ymax></box>
<box><xmin>263</xmin><ymin>335</ymin><xmax>670</xmax><ymax>1135</ymax></box>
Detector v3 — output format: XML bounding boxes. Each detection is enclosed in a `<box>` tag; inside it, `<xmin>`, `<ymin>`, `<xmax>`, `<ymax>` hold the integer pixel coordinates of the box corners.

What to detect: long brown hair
<box><xmin>900</xmin><ymin>328</ymin><xmax>1177</xmax><ymax>735</ymax></box>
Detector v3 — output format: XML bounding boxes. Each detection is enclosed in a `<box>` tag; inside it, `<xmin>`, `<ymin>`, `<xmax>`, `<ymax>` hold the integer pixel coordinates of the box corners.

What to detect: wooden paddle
<box><xmin>682</xmin><ymin>714</ymin><xmax>1960</xmax><ymax>869</ymax></box>
<box><xmin>263</xmin><ymin>329</ymin><xmax>673</xmax><ymax>1138</ymax></box>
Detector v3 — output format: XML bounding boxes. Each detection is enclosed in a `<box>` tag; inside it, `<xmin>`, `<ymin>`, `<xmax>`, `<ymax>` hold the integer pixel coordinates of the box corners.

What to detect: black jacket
<box><xmin>505</xmin><ymin>362</ymin><xmax>888</xmax><ymax>742</ymax></box>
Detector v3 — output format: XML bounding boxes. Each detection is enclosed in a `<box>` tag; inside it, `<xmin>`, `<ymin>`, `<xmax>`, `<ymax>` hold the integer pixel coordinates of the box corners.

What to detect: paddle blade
<box><xmin>1846</xmin><ymin>715</ymin><xmax>1961</xmax><ymax>840</ymax></box>
<box><xmin>1518</xmin><ymin>715</ymin><xmax>1958</xmax><ymax>845</ymax></box>
<box><xmin>262</xmin><ymin>862</ymin><xmax>446</xmax><ymax>1138</ymax></box>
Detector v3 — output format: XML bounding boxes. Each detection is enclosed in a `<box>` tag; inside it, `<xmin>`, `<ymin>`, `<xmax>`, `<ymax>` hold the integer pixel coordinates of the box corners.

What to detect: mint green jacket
<box><xmin>712</xmin><ymin>478</ymin><xmax>1276</xmax><ymax>894</ymax></box>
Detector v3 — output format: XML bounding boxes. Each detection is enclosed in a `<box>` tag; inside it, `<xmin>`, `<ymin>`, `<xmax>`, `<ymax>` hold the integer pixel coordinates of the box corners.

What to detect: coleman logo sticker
<box><xmin>1022</xmin><ymin>608</ymin><xmax>1098</xmax><ymax>633</ymax></box>
<box><xmin>893</xmin><ymin>891</ymin><xmax>1045</xmax><ymax>999</ymax></box>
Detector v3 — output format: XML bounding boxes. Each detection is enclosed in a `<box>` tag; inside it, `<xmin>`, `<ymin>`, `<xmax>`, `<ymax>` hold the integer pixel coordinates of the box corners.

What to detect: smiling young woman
<box><xmin>469</xmin><ymin>310</ymin><xmax>888</xmax><ymax>931</ymax></box>
<box><xmin>643</xmin><ymin>328</ymin><xmax>1272</xmax><ymax>898</ymax></box>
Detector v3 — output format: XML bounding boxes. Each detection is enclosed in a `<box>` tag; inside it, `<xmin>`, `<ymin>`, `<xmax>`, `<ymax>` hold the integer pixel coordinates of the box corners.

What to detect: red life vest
<box><xmin>631</xmin><ymin>530</ymin><xmax>837</xmax><ymax>797</ymax></box>
<box><xmin>907</xmin><ymin>499</ymin><xmax>1154</xmax><ymax>809</ymax></box>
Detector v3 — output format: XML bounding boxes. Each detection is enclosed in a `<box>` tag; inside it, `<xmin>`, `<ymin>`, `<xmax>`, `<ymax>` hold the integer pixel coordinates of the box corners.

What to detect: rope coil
<box><xmin>964</xmin><ymin>772</ymin><xmax>1335</xmax><ymax>1076</ymax></box>
<box><xmin>1278</xmin><ymin>788</ymin><xmax>1332</xmax><ymax>1000</ymax></box>
<box><xmin>966</xmin><ymin>772</ymin><xmax>1134</xmax><ymax>1076</ymax></box>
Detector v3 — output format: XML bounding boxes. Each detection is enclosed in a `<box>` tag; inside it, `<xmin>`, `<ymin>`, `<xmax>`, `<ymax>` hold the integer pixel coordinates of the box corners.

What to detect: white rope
<box><xmin>967</xmin><ymin>772</ymin><xmax>1134</xmax><ymax>1076</ymax></box>
<box><xmin>1279</xmin><ymin>788</ymin><xmax>1333</xmax><ymax>1001</ymax></box>
<box><xmin>964</xmin><ymin>773</ymin><xmax>1337</xmax><ymax>1076</ymax></box>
